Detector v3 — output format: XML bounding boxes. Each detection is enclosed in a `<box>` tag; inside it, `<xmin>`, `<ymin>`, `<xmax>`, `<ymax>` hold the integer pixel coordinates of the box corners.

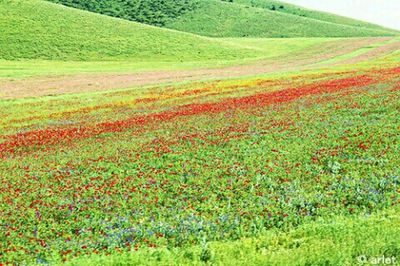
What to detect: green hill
<box><xmin>0</xmin><ymin>0</ymin><xmax>257</xmax><ymax>61</ymax></box>
<box><xmin>167</xmin><ymin>0</ymin><xmax>398</xmax><ymax>37</ymax></box>
<box><xmin>234</xmin><ymin>0</ymin><xmax>396</xmax><ymax>33</ymax></box>
<box><xmin>46</xmin><ymin>0</ymin><xmax>398</xmax><ymax>38</ymax></box>
<box><xmin>47</xmin><ymin>0</ymin><xmax>197</xmax><ymax>27</ymax></box>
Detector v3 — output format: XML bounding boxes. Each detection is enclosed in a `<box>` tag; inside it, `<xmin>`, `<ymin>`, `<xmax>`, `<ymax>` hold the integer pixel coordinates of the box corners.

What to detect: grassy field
<box><xmin>1</xmin><ymin>37</ymin><xmax>398</xmax><ymax>100</ymax></box>
<box><xmin>0</xmin><ymin>0</ymin><xmax>257</xmax><ymax>61</ymax></box>
<box><xmin>0</xmin><ymin>38</ymin><xmax>352</xmax><ymax>79</ymax></box>
<box><xmin>1</xmin><ymin>37</ymin><xmax>399</xmax><ymax>80</ymax></box>
<box><xmin>0</xmin><ymin>37</ymin><xmax>335</xmax><ymax>78</ymax></box>
<box><xmin>1</xmin><ymin>0</ymin><xmax>397</xmax><ymax>74</ymax></box>
<box><xmin>1</xmin><ymin>54</ymin><xmax>400</xmax><ymax>264</ymax></box>
<box><xmin>1</xmin><ymin>1</ymin><xmax>399</xmax><ymax>265</ymax></box>
<box><xmin>64</xmin><ymin>207</ymin><xmax>400</xmax><ymax>265</ymax></box>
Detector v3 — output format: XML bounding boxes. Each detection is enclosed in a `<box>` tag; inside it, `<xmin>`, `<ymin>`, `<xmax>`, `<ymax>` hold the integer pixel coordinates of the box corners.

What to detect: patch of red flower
<box><xmin>0</xmin><ymin>67</ymin><xmax>397</xmax><ymax>158</ymax></box>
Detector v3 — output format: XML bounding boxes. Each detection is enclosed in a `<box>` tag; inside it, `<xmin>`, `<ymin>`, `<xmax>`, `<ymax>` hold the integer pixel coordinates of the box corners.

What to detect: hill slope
<box><xmin>167</xmin><ymin>0</ymin><xmax>398</xmax><ymax>38</ymax></box>
<box><xmin>46</xmin><ymin>0</ymin><xmax>398</xmax><ymax>38</ymax></box>
<box><xmin>0</xmin><ymin>0</ymin><xmax>257</xmax><ymax>61</ymax></box>
<box><xmin>234</xmin><ymin>0</ymin><xmax>396</xmax><ymax>33</ymax></box>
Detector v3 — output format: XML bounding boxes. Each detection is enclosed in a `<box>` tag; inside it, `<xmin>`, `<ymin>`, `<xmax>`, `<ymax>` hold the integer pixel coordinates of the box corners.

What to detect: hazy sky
<box><xmin>281</xmin><ymin>0</ymin><xmax>400</xmax><ymax>30</ymax></box>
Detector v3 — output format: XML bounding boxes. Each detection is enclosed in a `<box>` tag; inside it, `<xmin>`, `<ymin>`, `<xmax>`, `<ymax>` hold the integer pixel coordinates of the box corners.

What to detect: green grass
<box><xmin>0</xmin><ymin>0</ymin><xmax>259</xmax><ymax>61</ymax></box>
<box><xmin>218</xmin><ymin>37</ymin><xmax>333</xmax><ymax>57</ymax></box>
<box><xmin>0</xmin><ymin>59</ymin><xmax>242</xmax><ymax>78</ymax></box>
<box><xmin>234</xmin><ymin>0</ymin><xmax>398</xmax><ymax>33</ymax></box>
<box><xmin>47</xmin><ymin>0</ymin><xmax>198</xmax><ymax>27</ymax></box>
<box><xmin>1</xmin><ymin>1</ymin><xmax>399</xmax><ymax>265</ymax></box>
<box><xmin>63</xmin><ymin>207</ymin><xmax>400</xmax><ymax>265</ymax></box>
<box><xmin>2</xmin><ymin>37</ymin><xmax>398</xmax><ymax>79</ymax></box>
<box><xmin>1</xmin><ymin>62</ymin><xmax>399</xmax><ymax>264</ymax></box>
<box><xmin>167</xmin><ymin>0</ymin><xmax>398</xmax><ymax>38</ymax></box>
<box><xmin>315</xmin><ymin>38</ymin><xmax>400</xmax><ymax>66</ymax></box>
<box><xmin>0</xmin><ymin>37</ymin><xmax>338</xmax><ymax>78</ymax></box>
<box><xmin>46</xmin><ymin>0</ymin><xmax>399</xmax><ymax>38</ymax></box>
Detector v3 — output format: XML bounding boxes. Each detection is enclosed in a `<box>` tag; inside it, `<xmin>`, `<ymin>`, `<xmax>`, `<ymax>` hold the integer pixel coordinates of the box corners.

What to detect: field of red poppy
<box><xmin>1</xmin><ymin>0</ymin><xmax>400</xmax><ymax>264</ymax></box>
<box><xmin>1</xmin><ymin>52</ymin><xmax>400</xmax><ymax>264</ymax></box>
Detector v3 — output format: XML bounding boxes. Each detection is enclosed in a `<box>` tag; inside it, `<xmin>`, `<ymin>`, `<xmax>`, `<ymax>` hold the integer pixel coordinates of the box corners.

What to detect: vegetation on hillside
<box><xmin>6</xmin><ymin>36</ymin><xmax>379</xmax><ymax>79</ymax></box>
<box><xmin>0</xmin><ymin>0</ymin><xmax>259</xmax><ymax>61</ymax></box>
<box><xmin>46</xmin><ymin>0</ymin><xmax>398</xmax><ymax>38</ymax></box>
<box><xmin>47</xmin><ymin>0</ymin><xmax>198</xmax><ymax>27</ymax></box>
<box><xmin>234</xmin><ymin>0</ymin><xmax>397</xmax><ymax>33</ymax></box>
<box><xmin>168</xmin><ymin>0</ymin><xmax>397</xmax><ymax>37</ymax></box>
<box><xmin>1</xmin><ymin>1</ymin><xmax>400</xmax><ymax>265</ymax></box>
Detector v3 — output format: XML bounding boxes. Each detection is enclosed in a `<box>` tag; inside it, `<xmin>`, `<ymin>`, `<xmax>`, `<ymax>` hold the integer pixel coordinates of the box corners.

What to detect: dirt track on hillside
<box><xmin>331</xmin><ymin>39</ymin><xmax>400</xmax><ymax>65</ymax></box>
<box><xmin>0</xmin><ymin>37</ymin><xmax>396</xmax><ymax>99</ymax></box>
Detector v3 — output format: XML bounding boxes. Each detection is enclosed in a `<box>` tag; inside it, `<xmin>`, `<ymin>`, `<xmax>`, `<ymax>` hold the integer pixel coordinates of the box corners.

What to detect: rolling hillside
<box><xmin>47</xmin><ymin>0</ymin><xmax>398</xmax><ymax>38</ymax></box>
<box><xmin>0</xmin><ymin>0</ymin><xmax>258</xmax><ymax>61</ymax></box>
<box><xmin>167</xmin><ymin>0</ymin><xmax>398</xmax><ymax>37</ymax></box>
<box><xmin>234</xmin><ymin>0</ymin><xmax>396</xmax><ymax>33</ymax></box>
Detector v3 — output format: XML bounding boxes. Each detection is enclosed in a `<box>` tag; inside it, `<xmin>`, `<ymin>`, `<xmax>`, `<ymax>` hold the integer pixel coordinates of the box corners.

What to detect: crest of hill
<box><xmin>46</xmin><ymin>0</ymin><xmax>398</xmax><ymax>38</ymax></box>
<box><xmin>234</xmin><ymin>0</ymin><xmax>398</xmax><ymax>33</ymax></box>
<box><xmin>167</xmin><ymin>0</ymin><xmax>398</xmax><ymax>37</ymax></box>
<box><xmin>0</xmin><ymin>0</ymin><xmax>258</xmax><ymax>61</ymax></box>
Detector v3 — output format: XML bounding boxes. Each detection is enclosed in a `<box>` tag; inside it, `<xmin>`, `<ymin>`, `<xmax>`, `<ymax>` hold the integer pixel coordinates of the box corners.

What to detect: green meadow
<box><xmin>0</xmin><ymin>0</ymin><xmax>399</xmax><ymax>265</ymax></box>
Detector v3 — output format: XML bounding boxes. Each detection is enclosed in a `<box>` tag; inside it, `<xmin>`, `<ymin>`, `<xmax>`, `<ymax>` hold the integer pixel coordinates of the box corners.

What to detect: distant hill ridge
<box><xmin>46</xmin><ymin>0</ymin><xmax>399</xmax><ymax>37</ymax></box>
<box><xmin>234</xmin><ymin>0</ymin><xmax>395</xmax><ymax>33</ymax></box>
